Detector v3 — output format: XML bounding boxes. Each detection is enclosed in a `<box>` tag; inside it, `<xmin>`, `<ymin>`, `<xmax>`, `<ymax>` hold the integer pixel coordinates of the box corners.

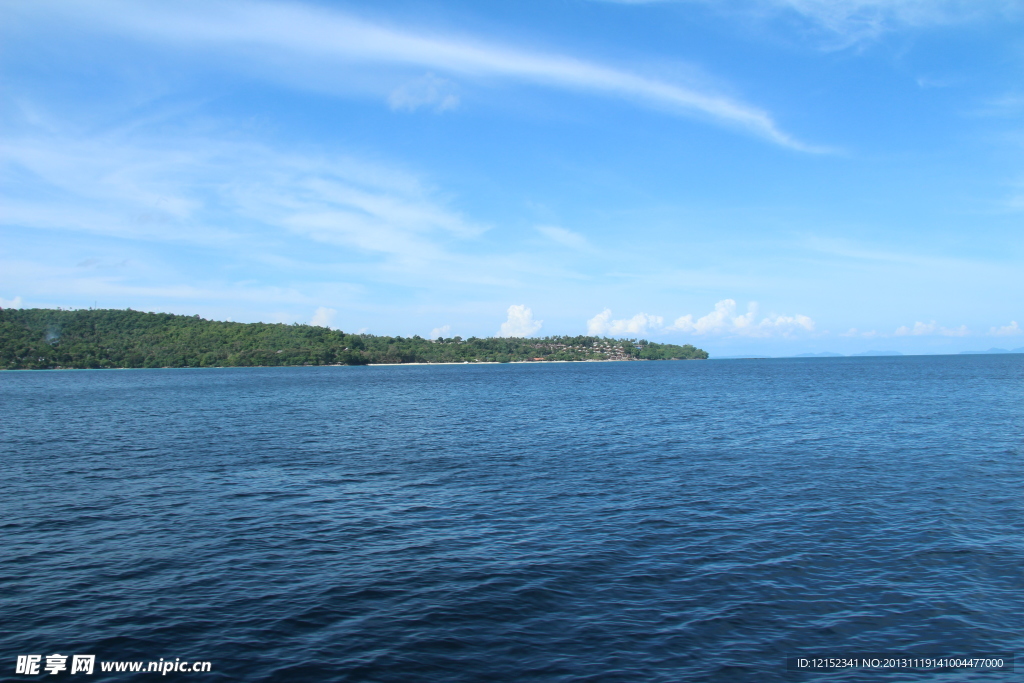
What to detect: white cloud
<box><xmin>895</xmin><ymin>320</ymin><xmax>971</xmax><ymax>336</ymax></box>
<box><xmin>990</xmin><ymin>321</ymin><xmax>1022</xmax><ymax>336</ymax></box>
<box><xmin>536</xmin><ymin>225</ymin><xmax>590</xmax><ymax>250</ymax></box>
<box><xmin>587</xmin><ymin>309</ymin><xmax>664</xmax><ymax>336</ymax></box>
<box><xmin>1</xmin><ymin>121</ymin><xmax>618</xmax><ymax>313</ymax></box>
<box><xmin>16</xmin><ymin>0</ymin><xmax>816</xmax><ymax>149</ymax></box>
<box><xmin>842</xmin><ymin>327</ymin><xmax>880</xmax><ymax>337</ymax></box>
<box><xmin>895</xmin><ymin>321</ymin><xmax>935</xmax><ymax>336</ymax></box>
<box><xmin>974</xmin><ymin>93</ymin><xmax>1024</xmax><ymax>119</ymax></box>
<box><xmin>583</xmin><ymin>301</ymin><xmax>814</xmax><ymax>338</ymax></box>
<box><xmin>0</xmin><ymin>254</ymin><xmax>327</xmax><ymax>308</ymax></box>
<box><xmin>1006</xmin><ymin>177</ymin><xmax>1024</xmax><ymax>212</ymax></box>
<box><xmin>668</xmin><ymin>299</ymin><xmax>814</xmax><ymax>337</ymax></box>
<box><xmin>389</xmin><ymin>73</ymin><xmax>459</xmax><ymax>112</ymax></box>
<box><xmin>1</xmin><ymin>135</ymin><xmax>223</xmax><ymax>245</ymax></box>
<box><xmin>594</xmin><ymin>0</ymin><xmax>1020</xmax><ymax>47</ymax></box>
<box><xmin>0</xmin><ymin>296</ymin><xmax>24</xmax><ymax>308</ymax></box>
<box><xmin>771</xmin><ymin>0</ymin><xmax>1011</xmax><ymax>37</ymax></box>
<box><xmin>430</xmin><ymin>324</ymin><xmax>451</xmax><ymax>339</ymax></box>
<box><xmin>2</xmin><ymin>131</ymin><xmax>486</xmax><ymax>265</ymax></box>
<box><xmin>915</xmin><ymin>76</ymin><xmax>959</xmax><ymax>89</ymax></box>
<box><xmin>499</xmin><ymin>304</ymin><xmax>542</xmax><ymax>337</ymax></box>
<box><xmin>310</xmin><ymin>306</ymin><xmax>337</xmax><ymax>328</ymax></box>
<box><xmin>754</xmin><ymin>312</ymin><xmax>815</xmax><ymax>334</ymax></box>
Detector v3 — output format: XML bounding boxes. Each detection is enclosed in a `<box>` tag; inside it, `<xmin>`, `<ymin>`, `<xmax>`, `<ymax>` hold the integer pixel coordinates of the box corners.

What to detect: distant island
<box><xmin>794</xmin><ymin>351</ymin><xmax>904</xmax><ymax>358</ymax></box>
<box><xmin>793</xmin><ymin>348</ymin><xmax>1024</xmax><ymax>358</ymax></box>
<box><xmin>793</xmin><ymin>352</ymin><xmax>845</xmax><ymax>358</ymax></box>
<box><xmin>0</xmin><ymin>308</ymin><xmax>708</xmax><ymax>370</ymax></box>
<box><xmin>959</xmin><ymin>347</ymin><xmax>1024</xmax><ymax>355</ymax></box>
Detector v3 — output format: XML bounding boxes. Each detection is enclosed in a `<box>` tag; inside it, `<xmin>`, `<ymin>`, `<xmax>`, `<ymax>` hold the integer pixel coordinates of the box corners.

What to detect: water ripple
<box><xmin>2</xmin><ymin>356</ymin><xmax>1022</xmax><ymax>681</ymax></box>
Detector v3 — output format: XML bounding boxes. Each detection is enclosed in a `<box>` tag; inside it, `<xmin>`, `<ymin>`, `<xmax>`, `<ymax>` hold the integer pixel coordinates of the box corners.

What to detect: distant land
<box><xmin>794</xmin><ymin>350</ymin><xmax>1019</xmax><ymax>360</ymax></box>
<box><xmin>959</xmin><ymin>347</ymin><xmax>1024</xmax><ymax>354</ymax></box>
<box><xmin>726</xmin><ymin>348</ymin><xmax>1024</xmax><ymax>360</ymax></box>
<box><xmin>0</xmin><ymin>308</ymin><xmax>707</xmax><ymax>370</ymax></box>
<box><xmin>851</xmin><ymin>350</ymin><xmax>906</xmax><ymax>357</ymax></box>
<box><xmin>720</xmin><ymin>351</ymin><xmax>907</xmax><ymax>359</ymax></box>
<box><xmin>792</xmin><ymin>348</ymin><xmax>1024</xmax><ymax>358</ymax></box>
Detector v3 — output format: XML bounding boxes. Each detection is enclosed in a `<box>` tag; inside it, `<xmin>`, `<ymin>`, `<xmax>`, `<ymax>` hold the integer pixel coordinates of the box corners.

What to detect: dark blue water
<box><xmin>2</xmin><ymin>356</ymin><xmax>1022</xmax><ymax>681</ymax></box>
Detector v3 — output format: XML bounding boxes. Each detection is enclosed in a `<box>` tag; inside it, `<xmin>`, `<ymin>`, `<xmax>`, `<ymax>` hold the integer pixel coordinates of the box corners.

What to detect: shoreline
<box><xmin>366</xmin><ymin>358</ymin><xmax>641</xmax><ymax>366</ymax></box>
<box><xmin>2</xmin><ymin>358</ymin><xmax>687</xmax><ymax>371</ymax></box>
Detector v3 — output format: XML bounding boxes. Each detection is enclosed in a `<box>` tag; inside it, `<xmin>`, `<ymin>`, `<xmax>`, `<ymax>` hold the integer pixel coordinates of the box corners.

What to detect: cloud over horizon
<box><xmin>2</xmin><ymin>0</ymin><xmax>1021</xmax><ymax>350</ymax></box>
<box><xmin>310</xmin><ymin>306</ymin><xmax>337</xmax><ymax>328</ymax></box>
<box><xmin>989</xmin><ymin>321</ymin><xmax>1021</xmax><ymax>336</ymax></box>
<box><xmin>499</xmin><ymin>305</ymin><xmax>543</xmax><ymax>337</ymax></box>
<box><xmin>668</xmin><ymin>299</ymin><xmax>815</xmax><ymax>337</ymax></box>
<box><xmin>894</xmin><ymin>321</ymin><xmax>971</xmax><ymax>337</ymax></box>
<box><xmin>587</xmin><ymin>309</ymin><xmax>664</xmax><ymax>336</ymax></box>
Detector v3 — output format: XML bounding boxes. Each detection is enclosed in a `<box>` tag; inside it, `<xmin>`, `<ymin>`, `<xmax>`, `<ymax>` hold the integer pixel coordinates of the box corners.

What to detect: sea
<box><xmin>2</xmin><ymin>355</ymin><xmax>1022</xmax><ymax>682</ymax></box>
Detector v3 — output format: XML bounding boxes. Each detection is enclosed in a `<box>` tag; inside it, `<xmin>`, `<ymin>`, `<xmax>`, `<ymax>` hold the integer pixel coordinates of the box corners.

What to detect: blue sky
<box><xmin>2</xmin><ymin>0</ymin><xmax>1022</xmax><ymax>356</ymax></box>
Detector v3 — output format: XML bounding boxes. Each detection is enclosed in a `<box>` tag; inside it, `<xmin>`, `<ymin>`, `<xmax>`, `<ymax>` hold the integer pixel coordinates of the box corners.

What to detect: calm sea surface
<box><xmin>2</xmin><ymin>356</ymin><xmax>1023</xmax><ymax>681</ymax></box>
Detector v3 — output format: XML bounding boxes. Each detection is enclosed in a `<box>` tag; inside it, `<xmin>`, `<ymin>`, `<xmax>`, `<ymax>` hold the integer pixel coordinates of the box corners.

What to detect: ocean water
<box><xmin>2</xmin><ymin>355</ymin><xmax>1022</xmax><ymax>682</ymax></box>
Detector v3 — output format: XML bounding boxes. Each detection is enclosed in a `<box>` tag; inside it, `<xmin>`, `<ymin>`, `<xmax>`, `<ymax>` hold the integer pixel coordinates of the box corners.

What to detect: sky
<box><xmin>2</xmin><ymin>0</ymin><xmax>1023</xmax><ymax>356</ymax></box>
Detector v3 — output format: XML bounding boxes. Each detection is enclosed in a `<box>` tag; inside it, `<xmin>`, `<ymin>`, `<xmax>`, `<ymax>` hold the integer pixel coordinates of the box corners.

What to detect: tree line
<box><xmin>0</xmin><ymin>308</ymin><xmax>708</xmax><ymax>369</ymax></box>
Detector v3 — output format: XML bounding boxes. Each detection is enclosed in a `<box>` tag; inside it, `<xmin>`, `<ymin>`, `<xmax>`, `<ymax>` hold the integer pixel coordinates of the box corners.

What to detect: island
<box><xmin>0</xmin><ymin>308</ymin><xmax>708</xmax><ymax>370</ymax></box>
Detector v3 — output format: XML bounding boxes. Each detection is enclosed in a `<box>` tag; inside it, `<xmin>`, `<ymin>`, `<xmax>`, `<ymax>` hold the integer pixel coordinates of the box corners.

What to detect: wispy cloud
<box><xmin>668</xmin><ymin>299</ymin><xmax>814</xmax><ymax>337</ymax></box>
<box><xmin>2</xmin><ymin>111</ymin><xmax>632</xmax><ymax>321</ymax></box>
<box><xmin>2</xmin><ymin>129</ymin><xmax>485</xmax><ymax>261</ymax></box>
<box><xmin>990</xmin><ymin>320</ymin><xmax>1021</xmax><ymax>336</ymax></box>
<box><xmin>894</xmin><ymin>320</ymin><xmax>970</xmax><ymax>336</ymax></box>
<box><xmin>268</xmin><ymin>175</ymin><xmax>485</xmax><ymax>259</ymax></box>
<box><xmin>771</xmin><ymin>0</ymin><xmax>1016</xmax><ymax>40</ymax></box>
<box><xmin>593</xmin><ymin>0</ymin><xmax>1021</xmax><ymax>47</ymax></box>
<box><xmin>10</xmin><ymin>0</ymin><xmax>816</xmax><ymax>149</ymax></box>
<box><xmin>536</xmin><ymin>225</ymin><xmax>591</xmax><ymax>251</ymax></box>
<box><xmin>499</xmin><ymin>304</ymin><xmax>542</xmax><ymax>337</ymax></box>
<box><xmin>802</xmin><ymin>235</ymin><xmax>984</xmax><ymax>269</ymax></box>
<box><xmin>2</xmin><ymin>136</ymin><xmax>224</xmax><ymax>244</ymax></box>
<box><xmin>0</xmin><ymin>296</ymin><xmax>24</xmax><ymax>308</ymax></box>
<box><xmin>310</xmin><ymin>306</ymin><xmax>337</xmax><ymax>328</ymax></box>
<box><xmin>0</xmin><ymin>255</ymin><xmax>321</xmax><ymax>308</ymax></box>
<box><xmin>915</xmin><ymin>75</ymin><xmax>960</xmax><ymax>89</ymax></box>
<box><xmin>389</xmin><ymin>73</ymin><xmax>459</xmax><ymax>113</ymax></box>
<box><xmin>894</xmin><ymin>321</ymin><xmax>934</xmax><ymax>335</ymax></box>
<box><xmin>971</xmin><ymin>93</ymin><xmax>1024</xmax><ymax>118</ymax></box>
<box><xmin>585</xmin><ymin>300</ymin><xmax>815</xmax><ymax>338</ymax></box>
<box><xmin>587</xmin><ymin>309</ymin><xmax>663</xmax><ymax>335</ymax></box>
<box><xmin>430</xmin><ymin>324</ymin><xmax>451</xmax><ymax>339</ymax></box>
<box><xmin>840</xmin><ymin>327</ymin><xmax>879</xmax><ymax>338</ymax></box>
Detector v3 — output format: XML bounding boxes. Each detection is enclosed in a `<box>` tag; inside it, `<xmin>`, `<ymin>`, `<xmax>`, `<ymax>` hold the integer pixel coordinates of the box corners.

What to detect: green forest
<box><xmin>0</xmin><ymin>308</ymin><xmax>708</xmax><ymax>369</ymax></box>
